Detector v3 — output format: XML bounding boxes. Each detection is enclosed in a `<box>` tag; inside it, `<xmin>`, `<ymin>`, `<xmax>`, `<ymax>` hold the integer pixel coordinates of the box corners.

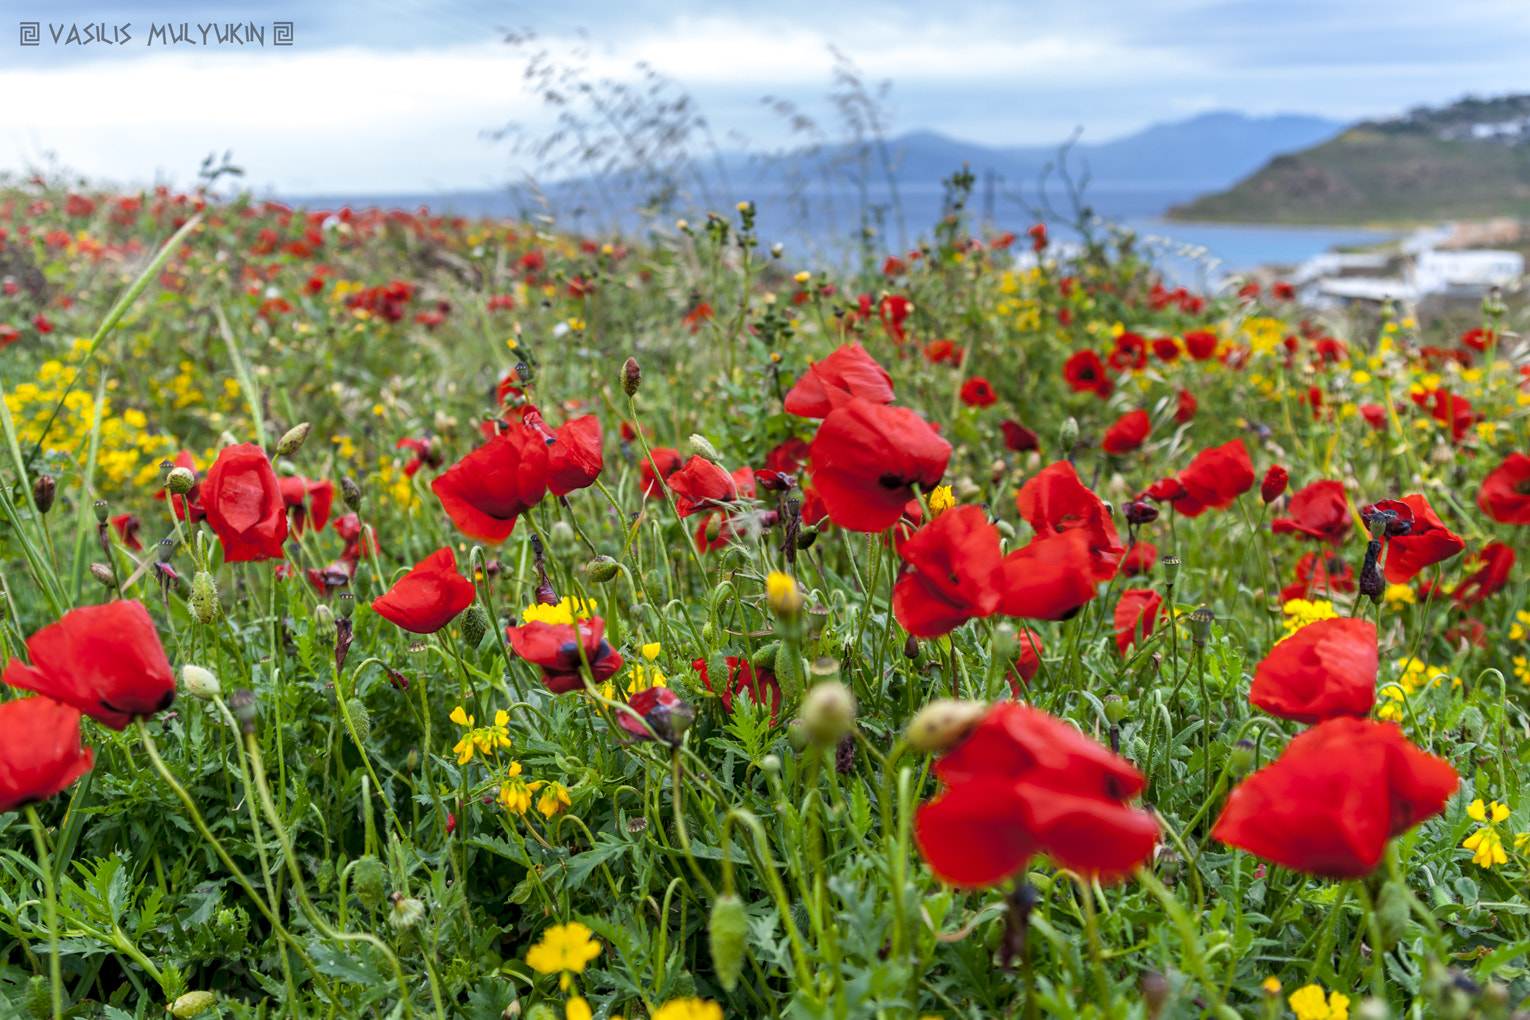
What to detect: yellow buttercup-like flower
<box><xmin>651</xmin><ymin>1000</ymin><xmax>724</xmax><ymax>1020</ymax></box>
<box><xmin>1288</xmin><ymin>983</ymin><xmax>1349</xmax><ymax>1020</ymax></box>
<box><xmin>526</xmin><ymin>922</ymin><xmax>602</xmax><ymax>990</ymax></box>
<box><xmin>927</xmin><ymin>484</ymin><xmax>955</xmax><ymax>517</ymax></box>
<box><xmin>522</xmin><ymin>597</ymin><xmax>598</xmax><ymax>626</ymax></box>
<box><xmin>641</xmin><ymin>642</ymin><xmax>662</xmax><ymax>661</ymax></box>
<box><xmin>1468</xmin><ymin>798</ymin><xmax>1510</xmax><ymax>824</ymax></box>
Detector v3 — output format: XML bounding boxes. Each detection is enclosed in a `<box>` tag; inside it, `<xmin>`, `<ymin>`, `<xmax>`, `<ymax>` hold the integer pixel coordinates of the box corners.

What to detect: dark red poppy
<box><xmin>431</xmin><ymin>424</ymin><xmax>549</xmax><ymax>543</ymax></box>
<box><xmin>1454</xmin><ymin>542</ymin><xmax>1515</xmax><ymax>607</ymax></box>
<box><xmin>1212</xmin><ymin>718</ymin><xmax>1457</xmax><ymax>878</ymax></box>
<box><xmin>371</xmin><ymin>548</ymin><xmax>476</xmax><ymax>634</ymax></box>
<box><xmin>1141</xmin><ymin>477</ymin><xmax>1188</xmax><ymax>503</ymax></box>
<box><xmin>1174</xmin><ymin>439</ymin><xmax>1255</xmax><ymax>517</ymax></box>
<box><xmin>1015</xmin><ymin>461</ymin><xmax>1124</xmax><ymax>583</ymax></box>
<box><xmin>203</xmin><ymin>443</ymin><xmax>290</xmax><ymax>562</ymax></box>
<box><xmin>1248</xmin><ymin>617</ymin><xmax>1376</xmax><ymax>723</ymax></box>
<box><xmin>1175</xmin><ymin>388</ymin><xmax>1197</xmax><ymax>424</ymax></box>
<box><xmin>1478</xmin><ymin>453</ymin><xmax>1530</xmax><ymax>524</ymax></box>
<box><xmin>764</xmin><ymin>436</ymin><xmax>810</xmax><ymax>475</ymax></box>
<box><xmin>640</xmin><ymin>447</ymin><xmax>683</xmax><ymax>499</ymax></box>
<box><xmin>1121</xmin><ymin>541</ymin><xmax>1158</xmax><ymax>577</ymax></box>
<box><xmin>959</xmin><ymin>376</ymin><xmax>998</xmax><ymax>408</ymax></box>
<box><xmin>880</xmin><ymin>294</ymin><xmax>912</xmax><ymax>343</ymax></box>
<box><xmin>667</xmin><ymin>456</ymin><xmax>739</xmax><ymax>517</ymax></box>
<box><xmin>892</xmin><ymin>506</ymin><xmax>1004</xmax><ymax>637</ymax></box>
<box><xmin>783</xmin><ymin>342</ymin><xmax>895</xmax><ymax>418</ymax></box>
<box><xmin>505</xmin><ymin>617</ymin><xmax>623</xmax><ymax>694</ymax></box>
<box><xmin>924</xmin><ymin>339</ymin><xmax>964</xmax><ymax>366</ymax></box>
<box><xmin>1062</xmin><ymin>350</ymin><xmax>1113</xmax><ymax>399</ymax></box>
<box><xmin>691</xmin><ymin>656</ymin><xmax>783</xmax><ymax>721</ymax></box>
<box><xmin>1183</xmin><ymin>331</ymin><xmax>1218</xmax><ymax>361</ymax></box>
<box><xmin>110</xmin><ymin>513</ymin><xmax>143</xmax><ymax>552</ymax></box>
<box><xmin>808</xmin><ymin>398</ymin><xmax>951</xmax><ymax>533</ymax></box>
<box><xmin>1272</xmin><ymin>281</ymin><xmax>1296</xmax><ymax>301</ymax></box>
<box><xmin>1359</xmin><ymin>494</ymin><xmax>1464</xmax><ymax>583</ymax></box>
<box><xmin>1152</xmin><ymin>337</ymin><xmax>1180</xmax><ymax>362</ymax></box>
<box><xmin>1261</xmin><ymin>465</ymin><xmax>1288</xmax><ymax>504</ymax></box>
<box><xmin>279</xmin><ymin>476</ymin><xmax>335</xmax><ymax>535</ymax></box>
<box><xmin>1445</xmin><ymin>618</ymin><xmax>1487</xmax><ymax>647</ymax></box>
<box><xmin>1007</xmin><ymin>630</ymin><xmax>1044</xmax><ymax>693</ymax></box>
<box><xmin>2</xmin><ymin>600</ymin><xmax>176</xmax><ymax>731</ymax></box>
<box><xmin>396</xmin><ymin>436</ymin><xmax>443</xmax><ymax>477</ymax></box>
<box><xmin>1107</xmin><ymin>332</ymin><xmax>1149</xmax><ymax>372</ymax></box>
<box><xmin>1359</xmin><ymin>404</ymin><xmax>1389</xmax><ymax>431</ymax></box>
<box><xmin>153</xmin><ymin>449</ymin><xmax>207</xmax><ymax>522</ymax></box>
<box><xmin>1271</xmin><ymin>480</ymin><xmax>1352</xmax><ymax>545</ymax></box>
<box><xmin>1000</xmin><ymin>421</ymin><xmax>1039</xmax><ymax>452</ymax></box>
<box><xmin>682</xmin><ymin>301</ymin><xmax>713</xmax><ymax>334</ymax></box>
<box><xmin>1102</xmin><ymin>410</ymin><xmax>1151</xmax><ymax>455</ymax></box>
<box><xmin>0</xmin><ymin>696</ymin><xmax>94</xmax><ymax>813</ymax></box>
<box><xmin>334</xmin><ymin>512</ymin><xmax>378</xmax><ymax>565</ymax></box>
<box><xmin>619</xmin><ymin>687</ymin><xmax>695</xmax><ymax>743</ymax></box>
<box><xmin>1113</xmin><ymin>589</ymin><xmax>1162</xmax><ymax>656</ymax></box>
<box><xmin>914</xmin><ymin>702</ymin><xmax>1158</xmax><ymax>887</ymax></box>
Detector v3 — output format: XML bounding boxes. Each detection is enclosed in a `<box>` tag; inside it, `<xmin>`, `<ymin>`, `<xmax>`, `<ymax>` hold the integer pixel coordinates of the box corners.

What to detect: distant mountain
<box><xmin>1169</xmin><ymin>94</ymin><xmax>1530</xmax><ymax>223</ymax></box>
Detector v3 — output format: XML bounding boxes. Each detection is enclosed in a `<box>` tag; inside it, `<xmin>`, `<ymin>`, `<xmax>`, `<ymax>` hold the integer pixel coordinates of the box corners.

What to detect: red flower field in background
<box><xmin>915</xmin><ymin>702</ymin><xmax>1158</xmax><ymax>887</ymax></box>
<box><xmin>808</xmin><ymin>398</ymin><xmax>951</xmax><ymax>532</ymax></box>
<box><xmin>1272</xmin><ymin>480</ymin><xmax>1353</xmax><ymax>545</ymax></box>
<box><xmin>279</xmin><ymin>476</ymin><xmax>335</xmax><ymax>535</ymax></box>
<box><xmin>371</xmin><ymin>548</ymin><xmax>477</xmax><ymax>634</ymax></box>
<box><xmin>1248</xmin><ymin>617</ymin><xmax>1377</xmax><ymax>723</ymax></box>
<box><xmin>2</xmin><ymin>601</ymin><xmax>175</xmax><ymax>731</ymax></box>
<box><xmin>431</xmin><ymin>424</ymin><xmax>549</xmax><ymax>542</ymax></box>
<box><xmin>1062</xmin><ymin>350</ymin><xmax>1113</xmax><ymax>399</ymax></box>
<box><xmin>203</xmin><ymin>443</ymin><xmax>290</xmax><ymax>562</ymax></box>
<box><xmin>0</xmin><ymin>696</ymin><xmax>94</xmax><ymax>813</ymax></box>
<box><xmin>1454</xmin><ymin>542</ymin><xmax>1516</xmax><ymax>607</ymax></box>
<box><xmin>1213</xmin><ymin>718</ymin><xmax>1456</xmax><ymax>877</ymax></box>
<box><xmin>959</xmin><ymin>376</ymin><xmax>997</xmax><ymax>408</ymax></box>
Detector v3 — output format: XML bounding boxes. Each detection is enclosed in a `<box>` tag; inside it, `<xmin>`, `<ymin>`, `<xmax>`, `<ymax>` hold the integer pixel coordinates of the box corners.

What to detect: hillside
<box><xmin>1169</xmin><ymin>94</ymin><xmax>1530</xmax><ymax>223</ymax></box>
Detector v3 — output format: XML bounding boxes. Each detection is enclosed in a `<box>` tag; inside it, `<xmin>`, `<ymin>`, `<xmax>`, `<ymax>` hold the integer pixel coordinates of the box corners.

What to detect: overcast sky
<box><xmin>2</xmin><ymin>0</ymin><xmax>1527</xmax><ymax>194</ymax></box>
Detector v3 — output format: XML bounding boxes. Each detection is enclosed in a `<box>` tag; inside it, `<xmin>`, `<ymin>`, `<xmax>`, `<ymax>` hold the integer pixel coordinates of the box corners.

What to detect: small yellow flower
<box><xmin>1262</xmin><ymin>977</ymin><xmax>1281</xmax><ymax>995</ymax></box>
<box><xmin>766</xmin><ymin>571</ymin><xmax>803</xmax><ymax>616</ymax></box>
<box><xmin>641</xmin><ymin>642</ymin><xmax>662</xmax><ymax>661</ymax></box>
<box><xmin>522</xmin><ymin>597</ymin><xmax>598</xmax><ymax>626</ymax></box>
<box><xmin>1281</xmin><ymin>599</ymin><xmax>1338</xmax><ymax>637</ymax></box>
<box><xmin>1468</xmin><ymin>798</ymin><xmax>1511</xmax><ymax>824</ymax></box>
<box><xmin>566</xmin><ymin>998</ymin><xmax>592</xmax><ymax>1020</ymax></box>
<box><xmin>1382</xmin><ymin>584</ymin><xmax>1415</xmax><ymax>606</ymax></box>
<box><xmin>793</xmin><ymin>271</ymin><xmax>811</xmax><ymax>284</ymax></box>
<box><xmin>531</xmin><ymin>780</ymin><xmax>571</xmax><ymax>818</ymax></box>
<box><xmin>526</xmin><ymin>922</ymin><xmax>602</xmax><ymax>985</ymax></box>
<box><xmin>1288</xmin><ymin>983</ymin><xmax>1349</xmax><ymax>1020</ymax></box>
<box><xmin>626</xmin><ymin>662</ymin><xmax>668</xmax><ymax>694</ymax></box>
<box><xmin>1464</xmin><ymin>826</ymin><xmax>1507</xmax><ymax>868</ymax></box>
<box><xmin>499</xmin><ymin>763</ymin><xmax>532</xmax><ymax>815</ymax></box>
<box><xmin>928</xmin><ymin>484</ymin><xmax>955</xmax><ymax>517</ymax></box>
<box><xmin>651</xmin><ymin>1000</ymin><xmax>723</xmax><ymax>1020</ymax></box>
<box><xmin>450</xmin><ymin>707</ymin><xmax>513</xmax><ymax>764</ymax></box>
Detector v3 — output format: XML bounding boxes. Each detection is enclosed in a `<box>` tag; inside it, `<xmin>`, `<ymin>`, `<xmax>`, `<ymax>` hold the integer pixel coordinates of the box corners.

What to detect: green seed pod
<box><xmin>786</xmin><ymin>718</ymin><xmax>809</xmax><ymax>753</ymax></box>
<box><xmin>165</xmin><ymin>467</ymin><xmax>196</xmax><ymax>496</ymax></box>
<box><xmin>460</xmin><ymin>603</ymin><xmax>489</xmax><ymax>649</ymax></box>
<box><xmin>774</xmin><ymin>643</ymin><xmax>803</xmax><ymax>702</ymax></box>
<box><xmin>549</xmin><ymin>519</ymin><xmax>577</xmax><ymax>555</ymax></box>
<box><xmin>169</xmin><ymin>992</ymin><xmax>218</xmax><ymax>1018</ymax></box>
<box><xmin>25</xmin><ymin>975</ymin><xmax>49</xmax><ymax>1019</ymax></box>
<box><xmin>190</xmin><ymin>571</ymin><xmax>220</xmax><ymax>624</ymax></box>
<box><xmin>751</xmin><ymin>641</ymin><xmax>780</xmax><ymax>671</ymax></box>
<box><xmin>92</xmin><ymin>498</ymin><xmax>109</xmax><ymax>524</ymax></box>
<box><xmin>353</xmin><ymin>855</ymin><xmax>385</xmax><ymax>911</ymax></box>
<box><xmin>689</xmin><ymin>433</ymin><xmax>720</xmax><ymax>462</ymax></box>
<box><xmin>801</xmin><ymin>681</ymin><xmax>854</xmax><ymax>747</ymax></box>
<box><xmin>276</xmin><ymin>422</ymin><xmax>312</xmax><ymax>457</ymax></box>
<box><xmin>710</xmin><ymin>579</ymin><xmax>735</xmax><ymax>614</ymax></box>
<box><xmin>182</xmin><ymin>664</ymin><xmax>221</xmax><ymax>700</ymax></box>
<box><xmin>586</xmin><ymin>555</ymin><xmax>620</xmax><ymax>583</ymax></box>
<box><xmin>1058</xmin><ymin>417</ymin><xmax>1079</xmax><ymax>454</ymax></box>
<box><xmin>346</xmin><ymin>699</ymin><xmax>371</xmax><ymax>745</ymax></box>
<box><xmin>709</xmin><ymin>894</ymin><xmax>749</xmax><ymax>992</ymax></box>
<box><xmin>89</xmin><ymin>563</ymin><xmax>116</xmax><ymax>589</ymax></box>
<box><xmin>341</xmin><ymin>476</ymin><xmax>364</xmax><ymax>513</ymax></box>
<box><xmin>315</xmin><ymin>857</ymin><xmax>335</xmax><ymax>895</ymax></box>
<box><xmin>706</xmin><ymin>652</ymin><xmax>730</xmax><ymax>693</ymax></box>
<box><xmin>1377</xmin><ymin>879</ymin><xmax>1410</xmax><ymax>950</ymax></box>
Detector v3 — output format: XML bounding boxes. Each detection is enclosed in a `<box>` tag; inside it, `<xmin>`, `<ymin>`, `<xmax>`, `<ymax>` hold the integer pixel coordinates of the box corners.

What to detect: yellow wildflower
<box><xmin>1281</xmin><ymin>599</ymin><xmax>1338</xmax><ymax>637</ymax></box>
<box><xmin>1262</xmin><ymin>977</ymin><xmax>1281</xmax><ymax>995</ymax></box>
<box><xmin>526</xmin><ymin>922</ymin><xmax>602</xmax><ymax>990</ymax></box>
<box><xmin>766</xmin><ymin>571</ymin><xmax>803</xmax><ymax>616</ymax></box>
<box><xmin>1464</xmin><ymin>827</ymin><xmax>1507</xmax><ymax>868</ymax></box>
<box><xmin>651</xmin><ymin>1000</ymin><xmax>723</xmax><ymax>1020</ymax></box>
<box><xmin>1288</xmin><ymin>984</ymin><xmax>1349</xmax><ymax>1020</ymax></box>
<box><xmin>626</xmin><ymin>662</ymin><xmax>667</xmax><ymax>694</ymax></box>
<box><xmin>1509</xmin><ymin>610</ymin><xmax>1530</xmax><ymax>641</ymax></box>
<box><xmin>499</xmin><ymin>764</ymin><xmax>533</xmax><ymax>815</ymax></box>
<box><xmin>522</xmin><ymin>597</ymin><xmax>598</xmax><ymax>626</ymax></box>
<box><xmin>531</xmin><ymin>780</ymin><xmax>572</xmax><ymax>818</ymax></box>
<box><xmin>1468</xmin><ymin>799</ymin><xmax>1511</xmax><ymax>824</ymax></box>
<box><xmin>1382</xmin><ymin>584</ymin><xmax>1415</xmax><ymax>607</ymax></box>
<box><xmin>641</xmin><ymin>642</ymin><xmax>662</xmax><ymax>661</ymax></box>
<box><xmin>566</xmin><ymin>998</ymin><xmax>592</xmax><ymax>1020</ymax></box>
<box><xmin>928</xmin><ymin>484</ymin><xmax>955</xmax><ymax>517</ymax></box>
<box><xmin>449</xmin><ymin>707</ymin><xmax>512</xmax><ymax>764</ymax></box>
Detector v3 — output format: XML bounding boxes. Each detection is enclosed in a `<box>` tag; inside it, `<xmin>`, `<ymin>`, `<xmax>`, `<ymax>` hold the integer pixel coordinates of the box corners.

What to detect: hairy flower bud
<box><xmin>460</xmin><ymin>603</ymin><xmax>489</xmax><ymax>649</ymax></box>
<box><xmin>622</xmin><ymin>356</ymin><xmax>642</xmax><ymax>396</ymax></box>
<box><xmin>31</xmin><ymin>474</ymin><xmax>55</xmax><ymax>514</ymax></box>
<box><xmin>709</xmin><ymin>894</ymin><xmax>749</xmax><ymax>992</ymax></box>
<box><xmin>276</xmin><ymin>422</ymin><xmax>312</xmax><ymax>457</ymax></box>
<box><xmin>165</xmin><ymin>467</ymin><xmax>196</xmax><ymax>496</ymax></box>
<box><xmin>190</xmin><ymin>571</ymin><xmax>219</xmax><ymax>624</ymax></box>
<box><xmin>585</xmin><ymin>555</ymin><xmax>619</xmax><ymax>583</ymax></box>
<box><xmin>89</xmin><ymin>562</ymin><xmax>116</xmax><ymax>589</ymax></box>
<box><xmin>800</xmin><ymin>680</ymin><xmax>855</xmax><ymax>747</ymax></box>
<box><xmin>688</xmin><ymin>433</ymin><xmax>720</xmax><ymax>462</ymax></box>
<box><xmin>345</xmin><ymin>698</ymin><xmax>371</xmax><ymax>745</ymax></box>
<box><xmin>182</xmin><ymin>664</ymin><xmax>221</xmax><ymax>700</ymax></box>
<box><xmin>1058</xmin><ymin>417</ymin><xmax>1079</xmax><ymax>454</ymax></box>
<box><xmin>905</xmin><ymin>698</ymin><xmax>987</xmax><ymax>753</ymax></box>
<box><xmin>341</xmin><ymin>476</ymin><xmax>363</xmax><ymax>513</ymax></box>
<box><xmin>353</xmin><ymin>855</ymin><xmax>385</xmax><ymax>911</ymax></box>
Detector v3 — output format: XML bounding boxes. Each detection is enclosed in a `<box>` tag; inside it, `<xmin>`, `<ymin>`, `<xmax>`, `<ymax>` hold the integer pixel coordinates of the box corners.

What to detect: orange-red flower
<box><xmin>783</xmin><ymin>342</ymin><xmax>895</xmax><ymax>419</ymax></box>
<box><xmin>1113</xmin><ymin>589</ymin><xmax>1162</xmax><ymax>656</ymax></box>
<box><xmin>371</xmin><ymin>548</ymin><xmax>477</xmax><ymax>634</ymax></box>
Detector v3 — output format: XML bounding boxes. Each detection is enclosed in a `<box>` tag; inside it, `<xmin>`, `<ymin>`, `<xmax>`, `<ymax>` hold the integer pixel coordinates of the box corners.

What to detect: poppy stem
<box><xmin>1076</xmin><ymin>876</ymin><xmax>1116</xmax><ymax>1020</ymax></box>
<box><xmin>1354</xmin><ymin>879</ymin><xmax>1389</xmax><ymax>1004</ymax></box>
<box><xmin>24</xmin><ymin>806</ymin><xmax>62</xmax><ymax>1020</ymax></box>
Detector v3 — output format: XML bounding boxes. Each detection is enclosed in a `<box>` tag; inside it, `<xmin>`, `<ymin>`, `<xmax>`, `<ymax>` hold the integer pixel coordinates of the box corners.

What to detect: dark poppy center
<box><xmin>877</xmin><ymin>472</ymin><xmax>907</xmax><ymax>490</ymax></box>
<box><xmin>1515</xmin><ymin>479</ymin><xmax>1530</xmax><ymax>496</ymax></box>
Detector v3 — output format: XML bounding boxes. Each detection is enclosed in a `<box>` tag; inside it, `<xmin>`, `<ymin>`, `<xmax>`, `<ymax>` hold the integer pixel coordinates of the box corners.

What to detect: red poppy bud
<box><xmin>1261</xmin><ymin>465</ymin><xmax>1288</xmax><ymax>504</ymax></box>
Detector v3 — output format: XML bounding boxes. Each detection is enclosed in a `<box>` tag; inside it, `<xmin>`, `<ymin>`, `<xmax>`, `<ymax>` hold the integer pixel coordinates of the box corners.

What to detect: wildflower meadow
<box><xmin>0</xmin><ymin>168</ymin><xmax>1527</xmax><ymax>1020</ymax></box>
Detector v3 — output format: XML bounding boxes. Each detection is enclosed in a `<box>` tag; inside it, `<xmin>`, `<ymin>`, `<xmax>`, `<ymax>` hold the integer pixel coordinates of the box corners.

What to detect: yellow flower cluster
<box><xmin>1280</xmin><ymin>599</ymin><xmax>1337</xmax><ymax>638</ymax></box>
<box><xmin>522</xmin><ymin>597</ymin><xmax>598</xmax><ymax>626</ymax></box>
<box><xmin>1287</xmin><ymin>983</ymin><xmax>1349</xmax><ymax>1020</ymax></box>
<box><xmin>526</xmin><ymin>921</ymin><xmax>602</xmax><ymax>991</ymax></box>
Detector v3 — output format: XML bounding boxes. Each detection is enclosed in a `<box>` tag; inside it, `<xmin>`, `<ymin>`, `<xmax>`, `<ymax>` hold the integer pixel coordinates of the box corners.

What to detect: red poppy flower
<box><xmin>546</xmin><ymin>415</ymin><xmax>604</xmax><ymax>495</ymax></box>
<box><xmin>1107</xmin><ymin>332</ymin><xmax>1148</xmax><ymax>372</ymax></box>
<box><xmin>1062</xmin><ymin>350</ymin><xmax>1113</xmax><ymax>399</ymax></box>
<box><xmin>0</xmin><ymin>696</ymin><xmax>94</xmax><ymax>813</ymax></box>
<box><xmin>682</xmin><ymin>301</ymin><xmax>713</xmax><ymax>334</ymax></box>
<box><xmin>1359</xmin><ymin>404</ymin><xmax>1389</xmax><ymax>431</ymax></box>
<box><xmin>1141</xmin><ymin>478</ymin><xmax>1188</xmax><ymax>503</ymax></box>
<box><xmin>892</xmin><ymin>506</ymin><xmax>1005</xmax><ymax>637</ymax></box>
<box><xmin>1462</xmin><ymin>327</ymin><xmax>1496</xmax><ymax>352</ymax></box>
<box><xmin>667</xmin><ymin>456</ymin><xmax>739</xmax><ymax>517</ymax></box>
<box><xmin>1183</xmin><ymin>331</ymin><xmax>1218</xmax><ymax>361</ymax></box>
<box><xmin>1359</xmin><ymin>494</ymin><xmax>1464</xmax><ymax>583</ymax></box>
<box><xmin>203</xmin><ymin>443</ymin><xmax>290</xmax><ymax>562</ymax></box>
<box><xmin>914</xmin><ymin>702</ymin><xmax>1158</xmax><ymax>887</ymax></box>
<box><xmin>1212</xmin><ymin>718</ymin><xmax>1457</xmax><ymax>878</ymax></box>
<box><xmin>1113</xmin><ymin>589</ymin><xmax>1162</xmax><ymax>656</ymax></box>
<box><xmin>996</xmin><ymin>529</ymin><xmax>1101</xmax><ymax>621</ymax></box>
<box><xmin>1478</xmin><ymin>453</ymin><xmax>1530</xmax><ymax>524</ymax></box>
<box><xmin>640</xmin><ymin>447</ymin><xmax>683</xmax><ymax>499</ymax></box>
<box><xmin>431</xmin><ymin>424</ymin><xmax>549</xmax><ymax>543</ymax></box>
<box><xmin>1454</xmin><ymin>542</ymin><xmax>1515</xmax><ymax>607</ymax></box>
<box><xmin>1175</xmin><ymin>388</ymin><xmax>1197</xmax><ymax>424</ymax></box>
<box><xmin>1000</xmin><ymin>421</ymin><xmax>1039</xmax><ymax>452</ymax></box>
<box><xmin>333</xmin><ymin>512</ymin><xmax>378</xmax><ymax>565</ymax></box>
<box><xmin>764</xmin><ymin>436</ymin><xmax>810</xmax><ymax>475</ymax></box>
<box><xmin>154</xmin><ymin>449</ymin><xmax>207</xmax><ymax>522</ymax></box>
<box><xmin>880</xmin><ymin>294</ymin><xmax>912</xmax><ymax>343</ymax></box>
<box><xmin>1174</xmin><ymin>439</ymin><xmax>1256</xmax><ymax>517</ymax></box>
<box><xmin>396</xmin><ymin>436</ymin><xmax>443</xmax><ymax>477</ymax></box>
<box><xmin>619</xmin><ymin>687</ymin><xmax>695</xmax><ymax>743</ymax></box>
<box><xmin>1248</xmin><ymin>617</ymin><xmax>1376</xmax><ymax>723</ymax></box>
<box><xmin>808</xmin><ymin>398</ymin><xmax>952</xmax><ymax>533</ymax></box>
<box><xmin>1271</xmin><ymin>480</ymin><xmax>1352</xmax><ymax>545</ymax></box>
<box><xmin>110</xmin><ymin>513</ymin><xmax>143</xmax><ymax>552</ymax></box>
<box><xmin>924</xmin><ymin>339</ymin><xmax>964</xmax><ymax>366</ymax></box>
<box><xmin>279</xmin><ymin>476</ymin><xmax>335</xmax><ymax>535</ymax></box>
<box><xmin>691</xmin><ymin>657</ymin><xmax>783</xmax><ymax>720</ymax></box>
<box><xmin>1411</xmin><ymin>388</ymin><xmax>1474</xmax><ymax>442</ymax></box>
<box><xmin>1015</xmin><ymin>461</ymin><xmax>1124</xmax><ymax>583</ymax></box>
<box><xmin>959</xmin><ymin>376</ymin><xmax>998</xmax><ymax>408</ymax></box>
<box><xmin>1272</xmin><ymin>281</ymin><xmax>1296</xmax><ymax>301</ymax></box>
<box><xmin>1282</xmin><ymin>552</ymin><xmax>1355</xmax><ymax>602</ymax></box>
<box><xmin>1102</xmin><ymin>409</ymin><xmax>1151</xmax><ymax>455</ymax></box>
<box><xmin>1121</xmin><ymin>541</ymin><xmax>1157</xmax><ymax>577</ymax></box>
<box><xmin>505</xmin><ymin>617</ymin><xmax>623</xmax><ymax>694</ymax></box>
<box><xmin>1261</xmin><ymin>465</ymin><xmax>1288</xmax><ymax>504</ymax></box>
<box><xmin>2</xmin><ymin>600</ymin><xmax>176</xmax><ymax>731</ymax></box>
<box><xmin>1007</xmin><ymin>630</ymin><xmax>1044</xmax><ymax>693</ymax></box>
<box><xmin>1152</xmin><ymin>337</ymin><xmax>1180</xmax><ymax>362</ymax></box>
<box><xmin>783</xmin><ymin>342</ymin><xmax>895</xmax><ymax>418</ymax></box>
<box><xmin>371</xmin><ymin>548</ymin><xmax>476</xmax><ymax>634</ymax></box>
<box><xmin>1027</xmin><ymin>222</ymin><xmax>1048</xmax><ymax>251</ymax></box>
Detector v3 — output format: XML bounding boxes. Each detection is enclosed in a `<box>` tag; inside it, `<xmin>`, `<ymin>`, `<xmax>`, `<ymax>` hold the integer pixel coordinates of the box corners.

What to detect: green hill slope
<box><xmin>1168</xmin><ymin>95</ymin><xmax>1530</xmax><ymax>224</ymax></box>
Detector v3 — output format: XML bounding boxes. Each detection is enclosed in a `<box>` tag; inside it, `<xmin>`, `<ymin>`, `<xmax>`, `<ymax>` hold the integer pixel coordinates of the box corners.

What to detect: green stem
<box><xmin>24</xmin><ymin>807</ymin><xmax>62</xmax><ymax>1020</ymax></box>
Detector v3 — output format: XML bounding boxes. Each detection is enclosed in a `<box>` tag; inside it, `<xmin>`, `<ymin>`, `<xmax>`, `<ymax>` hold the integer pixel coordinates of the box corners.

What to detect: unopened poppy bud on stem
<box><xmin>688</xmin><ymin>433</ymin><xmax>720</xmax><ymax>461</ymax></box>
<box><xmin>276</xmin><ymin>422</ymin><xmax>312</xmax><ymax>457</ymax></box>
<box><xmin>32</xmin><ymin>474</ymin><xmax>55</xmax><ymax>514</ymax></box>
<box><xmin>1103</xmin><ymin>694</ymin><xmax>1127</xmax><ymax>725</ymax></box>
<box><xmin>190</xmin><ymin>571</ymin><xmax>219</xmax><ymax>623</ymax></box>
<box><xmin>1058</xmin><ymin>417</ymin><xmax>1079</xmax><ymax>454</ymax></box>
<box><xmin>165</xmin><ymin>467</ymin><xmax>196</xmax><ymax>496</ymax></box>
<box><xmin>622</xmin><ymin>356</ymin><xmax>642</xmax><ymax>396</ymax></box>
<box><xmin>90</xmin><ymin>563</ymin><xmax>116</xmax><ymax>588</ymax></box>
<box><xmin>228</xmin><ymin>689</ymin><xmax>258</xmax><ymax>735</ymax></box>
<box><xmin>341</xmin><ymin>476</ymin><xmax>363</xmax><ymax>513</ymax></box>
<box><xmin>182</xmin><ymin>664</ymin><xmax>221</xmax><ymax>700</ymax></box>
<box><xmin>586</xmin><ymin>556</ymin><xmax>619</xmax><ymax>583</ymax></box>
<box><xmin>169</xmin><ymin>991</ymin><xmax>218</xmax><ymax>1018</ymax></box>
<box><xmin>905</xmin><ymin>698</ymin><xmax>986</xmax><ymax>752</ymax></box>
<box><xmin>800</xmin><ymin>680</ymin><xmax>855</xmax><ymax>747</ymax></box>
<box><xmin>93</xmin><ymin>499</ymin><xmax>109</xmax><ymax>524</ymax></box>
